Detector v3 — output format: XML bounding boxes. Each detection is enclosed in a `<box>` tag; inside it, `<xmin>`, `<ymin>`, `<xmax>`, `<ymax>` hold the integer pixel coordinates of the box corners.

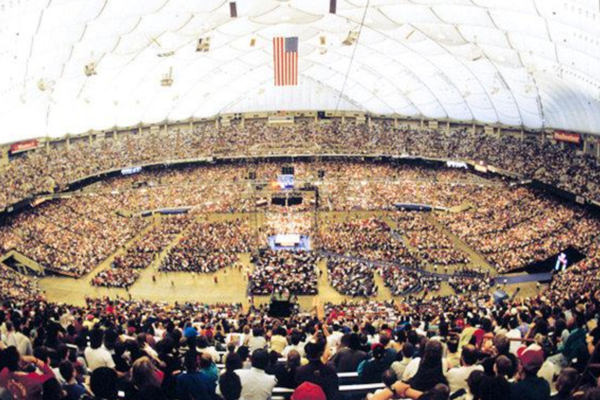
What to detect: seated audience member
<box><xmin>549</xmin><ymin>315</ymin><xmax>588</xmax><ymax>370</ymax></box>
<box><xmin>462</xmin><ymin>370</ymin><xmax>486</xmax><ymax>400</ymax></box>
<box><xmin>176</xmin><ymin>353</ymin><xmax>214</xmax><ymax>400</ymax></box>
<box><xmin>407</xmin><ymin>340</ymin><xmax>449</xmax><ymax>392</ymax></box>
<box><xmin>446</xmin><ymin>340</ymin><xmax>461</xmax><ymax>370</ymax></box>
<box><xmin>447</xmin><ymin>345</ymin><xmax>484</xmax><ymax>393</ymax></box>
<box><xmin>84</xmin><ymin>330</ymin><xmax>115</xmax><ymax>372</ymax></box>
<box><xmin>269</xmin><ymin>327</ymin><xmax>288</xmax><ymax>355</ymax></box>
<box><xmin>369</xmin><ymin>381</ymin><xmax>450</xmax><ymax>400</ymax></box>
<box><xmin>59</xmin><ymin>361</ymin><xmax>87</xmax><ymax>400</ymax></box>
<box><xmin>510</xmin><ymin>348</ymin><xmax>550</xmax><ymax>400</ymax></box>
<box><xmin>296</xmin><ymin>341</ymin><xmax>340</xmax><ymax>400</ymax></box>
<box><xmin>479</xmin><ymin>376</ymin><xmax>511</xmax><ymax>400</ymax></box>
<box><xmin>199</xmin><ymin>353</ymin><xmax>218</xmax><ymax>391</ymax></box>
<box><xmin>218</xmin><ymin>371</ymin><xmax>243</xmax><ymax>400</ymax></box>
<box><xmin>291</xmin><ymin>382</ymin><xmax>327</xmax><ymax>400</ymax></box>
<box><xmin>359</xmin><ymin>344</ymin><xmax>388</xmax><ymax>383</ymax></box>
<box><xmin>227</xmin><ymin>349</ymin><xmax>276</xmax><ymax>400</ymax></box>
<box><xmin>42</xmin><ymin>378</ymin><xmax>65</xmax><ymax>400</ymax></box>
<box><xmin>329</xmin><ymin>333</ymin><xmax>366</xmax><ymax>373</ymax></box>
<box><xmin>0</xmin><ymin>346</ymin><xmax>55</xmax><ymax>400</ymax></box>
<box><xmin>551</xmin><ymin>368</ymin><xmax>579</xmax><ymax>400</ymax></box>
<box><xmin>131</xmin><ymin>357</ymin><xmax>164</xmax><ymax>400</ymax></box>
<box><xmin>272</xmin><ymin>350</ymin><xmax>301</xmax><ymax>389</ymax></box>
<box><xmin>494</xmin><ymin>356</ymin><xmax>515</xmax><ymax>380</ymax></box>
<box><xmin>81</xmin><ymin>367</ymin><xmax>119</xmax><ymax>400</ymax></box>
<box><xmin>392</xmin><ymin>343</ymin><xmax>415</xmax><ymax>380</ymax></box>
<box><xmin>482</xmin><ymin>335</ymin><xmax>517</xmax><ymax>378</ymax></box>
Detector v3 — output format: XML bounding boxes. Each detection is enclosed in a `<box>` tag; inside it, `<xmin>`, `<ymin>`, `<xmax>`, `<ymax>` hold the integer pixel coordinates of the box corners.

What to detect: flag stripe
<box><xmin>273</xmin><ymin>36</ymin><xmax>298</xmax><ymax>86</ymax></box>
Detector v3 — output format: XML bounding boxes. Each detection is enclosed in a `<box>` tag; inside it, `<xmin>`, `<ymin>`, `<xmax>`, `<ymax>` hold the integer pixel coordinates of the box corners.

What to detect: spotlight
<box><xmin>161</xmin><ymin>67</ymin><xmax>174</xmax><ymax>87</ymax></box>
<box><xmin>84</xmin><ymin>62</ymin><xmax>97</xmax><ymax>77</ymax></box>
<box><xmin>196</xmin><ymin>37</ymin><xmax>211</xmax><ymax>52</ymax></box>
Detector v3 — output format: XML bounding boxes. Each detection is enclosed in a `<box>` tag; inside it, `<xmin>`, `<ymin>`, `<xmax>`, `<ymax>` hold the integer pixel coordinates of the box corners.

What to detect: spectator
<box><xmin>228</xmin><ymin>349</ymin><xmax>276</xmax><ymax>400</ymax></box>
<box><xmin>359</xmin><ymin>344</ymin><xmax>388</xmax><ymax>383</ymax></box>
<box><xmin>296</xmin><ymin>341</ymin><xmax>339</xmax><ymax>400</ymax></box>
<box><xmin>510</xmin><ymin>348</ymin><xmax>550</xmax><ymax>400</ymax></box>
<box><xmin>447</xmin><ymin>345</ymin><xmax>484</xmax><ymax>393</ymax></box>
<box><xmin>176</xmin><ymin>353</ymin><xmax>214</xmax><ymax>400</ymax></box>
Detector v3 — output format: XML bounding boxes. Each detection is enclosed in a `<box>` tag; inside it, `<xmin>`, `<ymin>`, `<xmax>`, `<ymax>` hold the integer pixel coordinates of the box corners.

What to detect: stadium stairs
<box><xmin>0</xmin><ymin>250</ymin><xmax>45</xmax><ymax>276</ymax></box>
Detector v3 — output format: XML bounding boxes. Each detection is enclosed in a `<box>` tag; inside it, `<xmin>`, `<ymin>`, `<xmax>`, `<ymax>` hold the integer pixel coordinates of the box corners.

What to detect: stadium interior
<box><xmin>1</xmin><ymin>1</ymin><xmax>600</xmax><ymax>400</ymax></box>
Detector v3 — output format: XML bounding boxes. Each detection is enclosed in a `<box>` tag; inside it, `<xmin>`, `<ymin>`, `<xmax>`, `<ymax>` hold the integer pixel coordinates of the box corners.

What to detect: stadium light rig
<box><xmin>84</xmin><ymin>62</ymin><xmax>97</xmax><ymax>77</ymax></box>
<box><xmin>342</xmin><ymin>31</ymin><xmax>358</xmax><ymax>46</ymax></box>
<box><xmin>161</xmin><ymin>67</ymin><xmax>174</xmax><ymax>87</ymax></box>
<box><xmin>196</xmin><ymin>37</ymin><xmax>211</xmax><ymax>52</ymax></box>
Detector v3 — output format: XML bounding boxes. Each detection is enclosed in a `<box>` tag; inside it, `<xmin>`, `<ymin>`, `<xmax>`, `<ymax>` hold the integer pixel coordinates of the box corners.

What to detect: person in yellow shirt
<box><xmin>269</xmin><ymin>326</ymin><xmax>288</xmax><ymax>355</ymax></box>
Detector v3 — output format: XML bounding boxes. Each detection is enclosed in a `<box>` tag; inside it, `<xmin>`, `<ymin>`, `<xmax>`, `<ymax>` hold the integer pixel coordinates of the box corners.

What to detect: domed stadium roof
<box><xmin>1</xmin><ymin>0</ymin><xmax>600</xmax><ymax>140</ymax></box>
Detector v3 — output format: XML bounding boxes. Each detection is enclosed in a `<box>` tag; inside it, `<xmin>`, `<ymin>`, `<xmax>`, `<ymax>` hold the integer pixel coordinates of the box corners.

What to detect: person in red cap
<box><xmin>510</xmin><ymin>347</ymin><xmax>550</xmax><ymax>400</ymax></box>
<box><xmin>292</xmin><ymin>382</ymin><xmax>327</xmax><ymax>400</ymax></box>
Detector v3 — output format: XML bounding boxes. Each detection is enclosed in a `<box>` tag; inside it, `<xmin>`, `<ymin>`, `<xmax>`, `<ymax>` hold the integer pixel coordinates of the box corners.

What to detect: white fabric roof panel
<box><xmin>1</xmin><ymin>0</ymin><xmax>600</xmax><ymax>141</ymax></box>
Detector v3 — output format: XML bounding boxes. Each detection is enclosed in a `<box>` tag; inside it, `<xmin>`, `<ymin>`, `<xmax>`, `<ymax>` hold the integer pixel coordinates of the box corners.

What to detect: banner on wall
<box><xmin>554</xmin><ymin>130</ymin><xmax>581</xmax><ymax>144</ymax></box>
<box><xmin>10</xmin><ymin>139</ymin><xmax>39</xmax><ymax>153</ymax></box>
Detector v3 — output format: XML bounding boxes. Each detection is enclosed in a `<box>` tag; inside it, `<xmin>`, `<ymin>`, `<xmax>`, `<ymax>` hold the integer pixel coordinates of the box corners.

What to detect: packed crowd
<box><xmin>326</xmin><ymin>258</ymin><xmax>378</xmax><ymax>298</ymax></box>
<box><xmin>393</xmin><ymin>211</ymin><xmax>470</xmax><ymax>266</ymax></box>
<box><xmin>91</xmin><ymin>216</ymin><xmax>192</xmax><ymax>288</ymax></box>
<box><xmin>447</xmin><ymin>268</ymin><xmax>492</xmax><ymax>295</ymax></box>
<box><xmin>249</xmin><ymin>250</ymin><xmax>319</xmax><ymax>295</ymax></box>
<box><xmin>262</xmin><ymin>211</ymin><xmax>313</xmax><ymax>240</ymax></box>
<box><xmin>0</xmin><ymin>198</ymin><xmax>147</xmax><ymax>276</ymax></box>
<box><xmin>2</xmin><ymin>159</ymin><xmax>600</xmax><ymax>280</ymax></box>
<box><xmin>2</xmin><ymin>119</ymin><xmax>600</xmax><ymax>211</ymax></box>
<box><xmin>438</xmin><ymin>191</ymin><xmax>600</xmax><ymax>272</ymax></box>
<box><xmin>319</xmin><ymin>218</ymin><xmax>421</xmax><ymax>268</ymax></box>
<box><xmin>160</xmin><ymin>219</ymin><xmax>255</xmax><ymax>273</ymax></box>
<box><xmin>0</xmin><ymin>224</ymin><xmax>600</xmax><ymax>400</ymax></box>
<box><xmin>378</xmin><ymin>264</ymin><xmax>443</xmax><ymax>297</ymax></box>
<box><xmin>0</xmin><ymin>241</ymin><xmax>598</xmax><ymax>400</ymax></box>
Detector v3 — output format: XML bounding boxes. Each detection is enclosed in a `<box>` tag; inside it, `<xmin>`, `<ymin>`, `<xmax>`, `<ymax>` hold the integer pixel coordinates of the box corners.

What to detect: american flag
<box><xmin>273</xmin><ymin>37</ymin><xmax>298</xmax><ymax>86</ymax></box>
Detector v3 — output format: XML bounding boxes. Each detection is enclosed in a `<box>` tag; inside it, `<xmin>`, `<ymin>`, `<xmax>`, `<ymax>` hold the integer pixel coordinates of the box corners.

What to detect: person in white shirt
<box><xmin>403</xmin><ymin>340</ymin><xmax>449</xmax><ymax>382</ymax></box>
<box><xmin>84</xmin><ymin>329</ymin><xmax>115</xmax><ymax>372</ymax></box>
<box><xmin>197</xmin><ymin>335</ymin><xmax>221</xmax><ymax>364</ymax></box>
<box><xmin>327</xmin><ymin>327</ymin><xmax>344</xmax><ymax>355</ymax></box>
<box><xmin>447</xmin><ymin>345</ymin><xmax>484</xmax><ymax>393</ymax></box>
<box><xmin>282</xmin><ymin>332</ymin><xmax>305</xmax><ymax>358</ymax></box>
<box><xmin>217</xmin><ymin>349</ymin><xmax>276</xmax><ymax>400</ymax></box>
<box><xmin>391</xmin><ymin>343</ymin><xmax>415</xmax><ymax>380</ymax></box>
<box><xmin>506</xmin><ymin>319</ymin><xmax>522</xmax><ymax>355</ymax></box>
<box><xmin>1</xmin><ymin>321</ymin><xmax>32</xmax><ymax>357</ymax></box>
<box><xmin>248</xmin><ymin>327</ymin><xmax>267</xmax><ymax>353</ymax></box>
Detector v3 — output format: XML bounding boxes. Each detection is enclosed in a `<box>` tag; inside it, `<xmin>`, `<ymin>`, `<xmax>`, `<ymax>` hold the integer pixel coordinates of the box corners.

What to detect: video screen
<box><xmin>277</xmin><ymin>174</ymin><xmax>294</xmax><ymax>189</ymax></box>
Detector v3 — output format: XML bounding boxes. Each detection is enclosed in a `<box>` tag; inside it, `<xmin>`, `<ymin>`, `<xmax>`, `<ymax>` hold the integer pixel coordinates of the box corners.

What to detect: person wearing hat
<box><xmin>509</xmin><ymin>347</ymin><xmax>550</xmax><ymax>400</ymax></box>
<box><xmin>292</xmin><ymin>382</ymin><xmax>326</xmax><ymax>400</ymax></box>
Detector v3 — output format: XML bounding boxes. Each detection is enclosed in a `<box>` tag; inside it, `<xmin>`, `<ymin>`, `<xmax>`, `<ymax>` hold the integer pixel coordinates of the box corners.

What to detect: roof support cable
<box><xmin>334</xmin><ymin>0</ymin><xmax>371</xmax><ymax>113</ymax></box>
